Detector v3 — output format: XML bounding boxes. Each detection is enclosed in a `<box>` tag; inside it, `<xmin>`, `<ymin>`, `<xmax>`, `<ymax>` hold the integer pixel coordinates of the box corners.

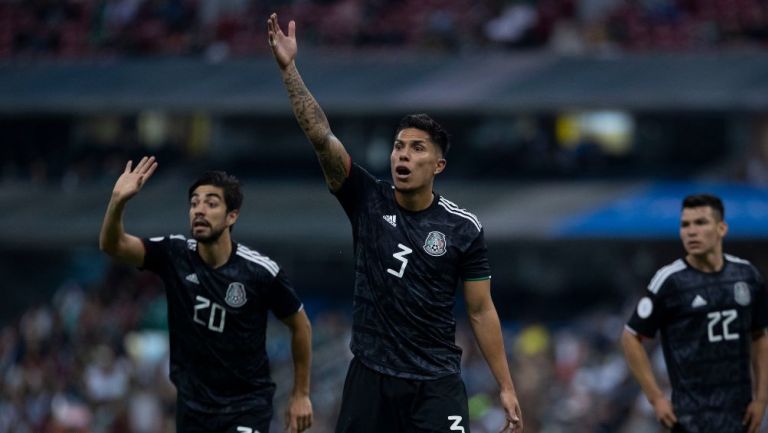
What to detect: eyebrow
<box><xmin>394</xmin><ymin>139</ymin><xmax>428</xmax><ymax>145</ymax></box>
<box><xmin>191</xmin><ymin>193</ymin><xmax>223</xmax><ymax>200</ymax></box>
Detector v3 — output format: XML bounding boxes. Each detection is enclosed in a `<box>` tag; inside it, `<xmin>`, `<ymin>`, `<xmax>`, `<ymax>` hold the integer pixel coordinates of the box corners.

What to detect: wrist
<box><xmin>648</xmin><ymin>393</ymin><xmax>666</xmax><ymax>405</ymax></box>
<box><xmin>499</xmin><ymin>384</ymin><xmax>516</xmax><ymax>395</ymax></box>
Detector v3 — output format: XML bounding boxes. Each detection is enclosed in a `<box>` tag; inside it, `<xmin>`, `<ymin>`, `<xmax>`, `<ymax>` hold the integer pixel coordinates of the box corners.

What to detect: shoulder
<box><xmin>647</xmin><ymin>258</ymin><xmax>687</xmax><ymax>294</ymax></box>
<box><xmin>725</xmin><ymin>253</ymin><xmax>763</xmax><ymax>281</ymax></box>
<box><xmin>725</xmin><ymin>253</ymin><xmax>753</xmax><ymax>267</ymax></box>
<box><xmin>147</xmin><ymin>234</ymin><xmax>194</xmax><ymax>251</ymax></box>
<box><xmin>436</xmin><ymin>196</ymin><xmax>482</xmax><ymax>234</ymax></box>
<box><xmin>234</xmin><ymin>243</ymin><xmax>281</xmax><ymax>277</ymax></box>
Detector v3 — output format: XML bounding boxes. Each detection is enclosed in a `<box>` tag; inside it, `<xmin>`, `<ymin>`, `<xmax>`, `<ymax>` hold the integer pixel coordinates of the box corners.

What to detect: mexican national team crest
<box><xmin>225</xmin><ymin>282</ymin><xmax>248</xmax><ymax>308</ymax></box>
<box><xmin>734</xmin><ymin>281</ymin><xmax>751</xmax><ymax>306</ymax></box>
<box><xmin>423</xmin><ymin>231</ymin><xmax>447</xmax><ymax>256</ymax></box>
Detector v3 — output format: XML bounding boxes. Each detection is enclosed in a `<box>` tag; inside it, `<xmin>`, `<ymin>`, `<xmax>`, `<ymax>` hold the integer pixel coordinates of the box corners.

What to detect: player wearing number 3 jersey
<box><xmin>622</xmin><ymin>194</ymin><xmax>768</xmax><ymax>433</ymax></box>
<box><xmin>99</xmin><ymin>163</ymin><xmax>313</xmax><ymax>433</ymax></box>
<box><xmin>267</xmin><ymin>13</ymin><xmax>522</xmax><ymax>433</ymax></box>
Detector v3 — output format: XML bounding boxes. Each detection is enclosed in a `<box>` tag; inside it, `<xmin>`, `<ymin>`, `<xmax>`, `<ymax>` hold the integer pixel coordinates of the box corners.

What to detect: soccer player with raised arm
<box><xmin>99</xmin><ymin>156</ymin><xmax>313</xmax><ymax>433</ymax></box>
<box><xmin>267</xmin><ymin>14</ymin><xmax>522</xmax><ymax>433</ymax></box>
<box><xmin>622</xmin><ymin>194</ymin><xmax>768</xmax><ymax>433</ymax></box>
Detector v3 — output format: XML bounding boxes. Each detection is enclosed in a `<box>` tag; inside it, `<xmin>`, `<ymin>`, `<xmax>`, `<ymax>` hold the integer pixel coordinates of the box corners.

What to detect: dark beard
<box><xmin>191</xmin><ymin>225</ymin><xmax>226</xmax><ymax>244</ymax></box>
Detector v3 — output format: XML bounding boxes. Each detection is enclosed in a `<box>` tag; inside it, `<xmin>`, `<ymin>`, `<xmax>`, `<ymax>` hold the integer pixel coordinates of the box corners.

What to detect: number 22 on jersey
<box><xmin>387</xmin><ymin>244</ymin><xmax>413</xmax><ymax>278</ymax></box>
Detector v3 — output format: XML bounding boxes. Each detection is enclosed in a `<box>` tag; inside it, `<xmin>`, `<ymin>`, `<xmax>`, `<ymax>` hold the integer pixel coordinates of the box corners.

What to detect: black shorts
<box><xmin>335</xmin><ymin>357</ymin><xmax>470</xmax><ymax>433</ymax></box>
<box><xmin>176</xmin><ymin>399</ymin><xmax>273</xmax><ymax>433</ymax></box>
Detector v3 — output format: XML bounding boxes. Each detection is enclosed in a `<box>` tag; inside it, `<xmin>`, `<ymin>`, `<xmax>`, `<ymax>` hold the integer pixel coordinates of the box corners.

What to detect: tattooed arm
<box><xmin>267</xmin><ymin>13</ymin><xmax>351</xmax><ymax>192</ymax></box>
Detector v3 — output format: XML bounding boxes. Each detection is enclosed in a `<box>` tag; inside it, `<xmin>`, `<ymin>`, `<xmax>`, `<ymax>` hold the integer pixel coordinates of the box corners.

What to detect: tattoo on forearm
<box><xmin>284</xmin><ymin>66</ymin><xmax>331</xmax><ymax>150</ymax></box>
<box><xmin>317</xmin><ymin>143</ymin><xmax>346</xmax><ymax>190</ymax></box>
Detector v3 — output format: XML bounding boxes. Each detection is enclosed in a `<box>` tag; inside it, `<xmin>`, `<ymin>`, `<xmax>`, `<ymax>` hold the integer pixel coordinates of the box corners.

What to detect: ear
<box><xmin>227</xmin><ymin>209</ymin><xmax>240</xmax><ymax>227</ymax></box>
<box><xmin>434</xmin><ymin>158</ymin><xmax>446</xmax><ymax>175</ymax></box>
<box><xmin>718</xmin><ymin>220</ymin><xmax>728</xmax><ymax>238</ymax></box>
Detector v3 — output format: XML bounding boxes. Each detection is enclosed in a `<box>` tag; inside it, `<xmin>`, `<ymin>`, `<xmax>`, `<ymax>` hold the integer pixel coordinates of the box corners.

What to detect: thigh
<box><xmin>335</xmin><ymin>358</ymin><xmax>400</xmax><ymax>433</ymax></box>
<box><xmin>409</xmin><ymin>374</ymin><xmax>470</xmax><ymax>433</ymax></box>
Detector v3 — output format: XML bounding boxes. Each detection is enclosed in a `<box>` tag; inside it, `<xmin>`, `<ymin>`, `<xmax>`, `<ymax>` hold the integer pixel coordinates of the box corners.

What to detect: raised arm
<box><xmin>463</xmin><ymin>279</ymin><xmax>523</xmax><ymax>433</ymax></box>
<box><xmin>267</xmin><ymin>13</ymin><xmax>351</xmax><ymax>192</ymax></box>
<box><xmin>281</xmin><ymin>309</ymin><xmax>313</xmax><ymax>433</ymax></box>
<box><xmin>620</xmin><ymin>328</ymin><xmax>677</xmax><ymax>429</ymax></box>
<box><xmin>99</xmin><ymin>156</ymin><xmax>158</xmax><ymax>267</ymax></box>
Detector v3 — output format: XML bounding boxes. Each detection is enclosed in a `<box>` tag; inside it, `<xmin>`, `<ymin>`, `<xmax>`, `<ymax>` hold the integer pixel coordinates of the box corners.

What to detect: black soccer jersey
<box><xmin>627</xmin><ymin>254</ymin><xmax>768</xmax><ymax>431</ymax></box>
<box><xmin>142</xmin><ymin>235</ymin><xmax>303</xmax><ymax>413</ymax></box>
<box><xmin>334</xmin><ymin>163</ymin><xmax>491</xmax><ymax>380</ymax></box>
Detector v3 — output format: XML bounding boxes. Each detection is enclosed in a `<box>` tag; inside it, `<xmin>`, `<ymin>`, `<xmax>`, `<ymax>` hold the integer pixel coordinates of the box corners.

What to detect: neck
<box><xmin>395</xmin><ymin>188</ymin><xmax>434</xmax><ymax>211</ymax></box>
<box><xmin>197</xmin><ymin>232</ymin><xmax>233</xmax><ymax>269</ymax></box>
<box><xmin>686</xmin><ymin>250</ymin><xmax>724</xmax><ymax>273</ymax></box>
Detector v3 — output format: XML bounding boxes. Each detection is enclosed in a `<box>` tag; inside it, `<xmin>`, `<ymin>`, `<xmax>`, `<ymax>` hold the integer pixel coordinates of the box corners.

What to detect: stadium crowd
<box><xmin>0</xmin><ymin>261</ymin><xmax>672</xmax><ymax>433</ymax></box>
<box><xmin>1</xmin><ymin>0</ymin><xmax>766</xmax><ymax>59</ymax></box>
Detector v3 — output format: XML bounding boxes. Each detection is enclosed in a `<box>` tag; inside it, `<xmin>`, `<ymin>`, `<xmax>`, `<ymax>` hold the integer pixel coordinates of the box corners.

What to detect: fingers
<box><xmin>133</xmin><ymin>156</ymin><xmax>156</xmax><ymax>174</ymax></box>
<box><xmin>288</xmin><ymin>20</ymin><xmax>296</xmax><ymax>39</ymax></box>
<box><xmin>297</xmin><ymin>413</ymin><xmax>312</xmax><ymax>432</ymax></box>
<box><xmin>144</xmin><ymin>160</ymin><xmax>158</xmax><ymax>181</ymax></box>
<box><xmin>124</xmin><ymin>160</ymin><xmax>132</xmax><ymax>173</ymax></box>
<box><xmin>659</xmin><ymin>412</ymin><xmax>677</xmax><ymax>429</ymax></box>
<box><xmin>744</xmin><ymin>409</ymin><xmax>759</xmax><ymax>433</ymax></box>
<box><xmin>272</xmin><ymin>13</ymin><xmax>283</xmax><ymax>36</ymax></box>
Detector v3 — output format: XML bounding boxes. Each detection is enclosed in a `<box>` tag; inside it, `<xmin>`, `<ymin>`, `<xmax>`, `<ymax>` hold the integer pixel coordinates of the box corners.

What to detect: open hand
<box><xmin>267</xmin><ymin>13</ymin><xmax>297</xmax><ymax>70</ymax></box>
<box><xmin>111</xmin><ymin>156</ymin><xmax>157</xmax><ymax>203</ymax></box>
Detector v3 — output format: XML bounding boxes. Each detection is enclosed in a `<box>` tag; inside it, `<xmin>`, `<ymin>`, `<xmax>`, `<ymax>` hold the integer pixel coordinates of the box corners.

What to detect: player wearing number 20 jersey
<box><xmin>100</xmin><ymin>165</ymin><xmax>313</xmax><ymax>433</ymax></box>
<box><xmin>142</xmin><ymin>235</ymin><xmax>302</xmax><ymax>412</ymax></box>
<box><xmin>336</xmin><ymin>162</ymin><xmax>490</xmax><ymax>379</ymax></box>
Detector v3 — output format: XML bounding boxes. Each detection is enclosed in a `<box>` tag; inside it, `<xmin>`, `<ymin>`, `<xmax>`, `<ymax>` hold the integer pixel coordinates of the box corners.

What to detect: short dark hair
<box><xmin>682</xmin><ymin>193</ymin><xmax>724</xmax><ymax>221</ymax></box>
<box><xmin>395</xmin><ymin>114</ymin><xmax>451</xmax><ymax>157</ymax></box>
<box><xmin>188</xmin><ymin>171</ymin><xmax>243</xmax><ymax>212</ymax></box>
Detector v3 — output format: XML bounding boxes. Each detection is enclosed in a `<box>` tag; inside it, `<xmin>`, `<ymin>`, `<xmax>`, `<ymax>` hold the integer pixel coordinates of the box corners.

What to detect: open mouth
<box><xmin>395</xmin><ymin>166</ymin><xmax>411</xmax><ymax>178</ymax></box>
<box><xmin>193</xmin><ymin>220</ymin><xmax>210</xmax><ymax>228</ymax></box>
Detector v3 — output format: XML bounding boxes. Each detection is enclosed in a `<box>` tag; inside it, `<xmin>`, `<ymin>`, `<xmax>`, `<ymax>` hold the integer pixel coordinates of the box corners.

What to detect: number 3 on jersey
<box><xmin>387</xmin><ymin>244</ymin><xmax>413</xmax><ymax>278</ymax></box>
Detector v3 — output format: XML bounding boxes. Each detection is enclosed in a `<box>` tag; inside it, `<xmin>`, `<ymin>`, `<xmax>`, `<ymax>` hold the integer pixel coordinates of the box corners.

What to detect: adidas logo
<box><xmin>186</xmin><ymin>273</ymin><xmax>200</xmax><ymax>285</ymax></box>
<box><xmin>383</xmin><ymin>214</ymin><xmax>397</xmax><ymax>227</ymax></box>
<box><xmin>691</xmin><ymin>295</ymin><xmax>707</xmax><ymax>308</ymax></box>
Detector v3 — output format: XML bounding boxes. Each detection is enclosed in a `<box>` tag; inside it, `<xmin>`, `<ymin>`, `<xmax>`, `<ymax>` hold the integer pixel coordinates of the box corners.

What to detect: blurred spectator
<box><xmin>1</xmin><ymin>0</ymin><xmax>767</xmax><ymax>60</ymax></box>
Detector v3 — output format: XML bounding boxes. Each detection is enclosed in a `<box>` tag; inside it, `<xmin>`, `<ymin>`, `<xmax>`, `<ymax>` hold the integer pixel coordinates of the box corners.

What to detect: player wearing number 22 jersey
<box><xmin>623</xmin><ymin>194</ymin><xmax>768</xmax><ymax>433</ymax></box>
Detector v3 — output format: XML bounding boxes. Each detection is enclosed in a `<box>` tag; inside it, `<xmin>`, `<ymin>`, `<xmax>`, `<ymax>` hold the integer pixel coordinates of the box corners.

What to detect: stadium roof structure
<box><xmin>1</xmin><ymin>51</ymin><xmax>768</xmax><ymax>113</ymax></box>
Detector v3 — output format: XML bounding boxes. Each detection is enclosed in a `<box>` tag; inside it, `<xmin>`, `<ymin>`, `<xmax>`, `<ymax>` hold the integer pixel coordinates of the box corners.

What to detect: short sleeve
<box><xmin>751</xmin><ymin>269</ymin><xmax>768</xmax><ymax>331</ymax></box>
<box><xmin>626</xmin><ymin>278</ymin><xmax>671</xmax><ymax>338</ymax></box>
<box><xmin>333</xmin><ymin>163</ymin><xmax>377</xmax><ymax>223</ymax></box>
<box><xmin>266</xmin><ymin>270</ymin><xmax>303</xmax><ymax>319</ymax></box>
<box><xmin>460</xmin><ymin>229</ymin><xmax>491</xmax><ymax>281</ymax></box>
<box><xmin>141</xmin><ymin>236</ymin><xmax>172</xmax><ymax>274</ymax></box>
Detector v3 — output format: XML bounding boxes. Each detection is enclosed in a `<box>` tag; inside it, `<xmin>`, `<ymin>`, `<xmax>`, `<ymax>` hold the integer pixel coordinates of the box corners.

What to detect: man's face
<box><xmin>390</xmin><ymin>128</ymin><xmax>446</xmax><ymax>193</ymax></box>
<box><xmin>189</xmin><ymin>185</ymin><xmax>238</xmax><ymax>243</ymax></box>
<box><xmin>679</xmin><ymin>206</ymin><xmax>727</xmax><ymax>257</ymax></box>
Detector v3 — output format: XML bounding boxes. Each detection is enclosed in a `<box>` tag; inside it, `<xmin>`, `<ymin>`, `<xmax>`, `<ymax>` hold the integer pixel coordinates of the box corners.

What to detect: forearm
<box><xmin>281</xmin><ymin>62</ymin><xmax>334</xmax><ymax>150</ymax></box>
<box><xmin>468</xmin><ymin>306</ymin><xmax>515</xmax><ymax>392</ymax></box>
<box><xmin>289</xmin><ymin>316</ymin><xmax>312</xmax><ymax>396</ymax></box>
<box><xmin>99</xmin><ymin>195</ymin><xmax>128</xmax><ymax>254</ymax></box>
<box><xmin>752</xmin><ymin>332</ymin><xmax>768</xmax><ymax>402</ymax></box>
<box><xmin>621</xmin><ymin>330</ymin><xmax>665</xmax><ymax>403</ymax></box>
